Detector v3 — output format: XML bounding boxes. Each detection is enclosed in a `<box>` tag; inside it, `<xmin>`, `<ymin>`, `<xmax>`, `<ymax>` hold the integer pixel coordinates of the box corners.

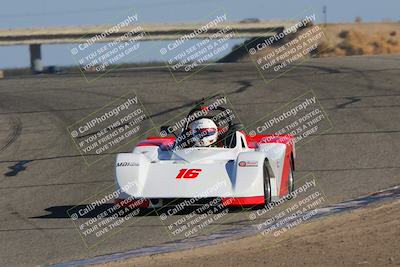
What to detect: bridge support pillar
<box><xmin>29</xmin><ymin>44</ymin><xmax>43</xmax><ymax>73</ymax></box>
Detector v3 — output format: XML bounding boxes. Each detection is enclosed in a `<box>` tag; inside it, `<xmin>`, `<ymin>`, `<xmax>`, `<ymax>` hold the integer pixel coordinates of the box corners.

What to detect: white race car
<box><xmin>114</xmin><ymin>97</ymin><xmax>295</xmax><ymax>209</ymax></box>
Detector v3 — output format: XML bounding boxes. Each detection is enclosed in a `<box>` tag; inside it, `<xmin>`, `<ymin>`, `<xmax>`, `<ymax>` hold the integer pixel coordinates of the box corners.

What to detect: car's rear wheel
<box><xmin>263</xmin><ymin>159</ymin><xmax>272</xmax><ymax>205</ymax></box>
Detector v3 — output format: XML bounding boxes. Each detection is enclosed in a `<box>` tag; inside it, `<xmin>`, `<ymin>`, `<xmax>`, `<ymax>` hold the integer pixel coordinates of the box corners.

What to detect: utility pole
<box><xmin>323</xmin><ymin>5</ymin><xmax>327</xmax><ymax>26</ymax></box>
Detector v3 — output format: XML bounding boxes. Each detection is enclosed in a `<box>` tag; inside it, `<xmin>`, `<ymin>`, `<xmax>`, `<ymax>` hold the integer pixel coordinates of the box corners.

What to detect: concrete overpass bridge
<box><xmin>0</xmin><ymin>21</ymin><xmax>292</xmax><ymax>72</ymax></box>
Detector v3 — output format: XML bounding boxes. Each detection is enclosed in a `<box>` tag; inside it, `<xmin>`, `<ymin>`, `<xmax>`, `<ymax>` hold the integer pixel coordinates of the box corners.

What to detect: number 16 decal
<box><xmin>176</xmin><ymin>169</ymin><xmax>202</xmax><ymax>179</ymax></box>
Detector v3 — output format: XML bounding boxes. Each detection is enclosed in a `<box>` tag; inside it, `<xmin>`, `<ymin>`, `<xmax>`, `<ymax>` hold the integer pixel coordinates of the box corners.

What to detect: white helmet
<box><xmin>189</xmin><ymin>118</ymin><xmax>218</xmax><ymax>147</ymax></box>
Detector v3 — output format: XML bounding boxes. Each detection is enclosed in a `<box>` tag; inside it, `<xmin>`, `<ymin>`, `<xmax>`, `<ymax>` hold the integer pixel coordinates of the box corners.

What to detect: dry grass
<box><xmin>228</xmin><ymin>22</ymin><xmax>400</xmax><ymax>63</ymax></box>
<box><xmin>320</xmin><ymin>22</ymin><xmax>400</xmax><ymax>56</ymax></box>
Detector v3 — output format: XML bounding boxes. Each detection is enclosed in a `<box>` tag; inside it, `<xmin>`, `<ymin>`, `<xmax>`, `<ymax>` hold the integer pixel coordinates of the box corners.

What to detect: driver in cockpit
<box><xmin>188</xmin><ymin>118</ymin><xmax>219</xmax><ymax>147</ymax></box>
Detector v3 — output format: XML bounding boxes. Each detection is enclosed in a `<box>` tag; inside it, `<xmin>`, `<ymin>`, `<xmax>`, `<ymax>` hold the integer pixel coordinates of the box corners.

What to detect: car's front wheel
<box><xmin>263</xmin><ymin>159</ymin><xmax>272</xmax><ymax>205</ymax></box>
<box><xmin>288</xmin><ymin>158</ymin><xmax>295</xmax><ymax>194</ymax></box>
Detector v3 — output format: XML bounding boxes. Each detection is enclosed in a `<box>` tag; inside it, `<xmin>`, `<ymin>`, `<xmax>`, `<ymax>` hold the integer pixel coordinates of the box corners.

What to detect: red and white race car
<box><xmin>114</xmin><ymin>97</ymin><xmax>295</xmax><ymax>209</ymax></box>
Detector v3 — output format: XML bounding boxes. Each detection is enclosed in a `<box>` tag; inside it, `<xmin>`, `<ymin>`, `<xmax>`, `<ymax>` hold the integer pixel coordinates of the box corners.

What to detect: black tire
<box><xmin>287</xmin><ymin>159</ymin><xmax>295</xmax><ymax>194</ymax></box>
<box><xmin>263</xmin><ymin>159</ymin><xmax>272</xmax><ymax>205</ymax></box>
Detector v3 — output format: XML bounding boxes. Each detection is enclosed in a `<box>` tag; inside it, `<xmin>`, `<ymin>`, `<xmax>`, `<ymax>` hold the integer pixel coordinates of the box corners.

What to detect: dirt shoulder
<box><xmin>96</xmin><ymin>199</ymin><xmax>400</xmax><ymax>267</ymax></box>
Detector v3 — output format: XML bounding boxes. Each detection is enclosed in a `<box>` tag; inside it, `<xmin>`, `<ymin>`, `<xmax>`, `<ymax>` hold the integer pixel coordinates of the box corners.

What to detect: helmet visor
<box><xmin>193</xmin><ymin>128</ymin><xmax>217</xmax><ymax>138</ymax></box>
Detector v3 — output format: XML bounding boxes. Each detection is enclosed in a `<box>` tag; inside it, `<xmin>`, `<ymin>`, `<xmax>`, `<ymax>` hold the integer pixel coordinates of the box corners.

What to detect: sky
<box><xmin>0</xmin><ymin>0</ymin><xmax>399</xmax><ymax>68</ymax></box>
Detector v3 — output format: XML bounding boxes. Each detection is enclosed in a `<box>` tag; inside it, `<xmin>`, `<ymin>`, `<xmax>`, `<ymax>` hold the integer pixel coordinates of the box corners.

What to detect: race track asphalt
<box><xmin>0</xmin><ymin>55</ymin><xmax>399</xmax><ymax>266</ymax></box>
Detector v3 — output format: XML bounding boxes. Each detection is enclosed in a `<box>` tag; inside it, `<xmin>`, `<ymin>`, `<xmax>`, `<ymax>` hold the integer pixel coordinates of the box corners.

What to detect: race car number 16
<box><xmin>176</xmin><ymin>169</ymin><xmax>202</xmax><ymax>179</ymax></box>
